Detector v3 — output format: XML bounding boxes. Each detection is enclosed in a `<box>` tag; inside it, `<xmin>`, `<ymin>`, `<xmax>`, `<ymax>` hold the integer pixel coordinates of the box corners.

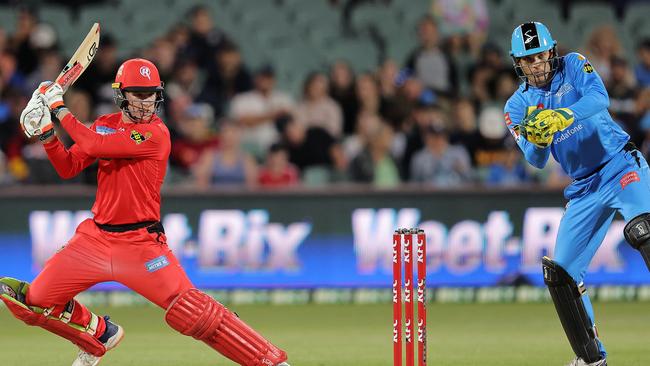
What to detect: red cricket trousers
<box><xmin>26</xmin><ymin>219</ymin><xmax>193</xmax><ymax>335</ymax></box>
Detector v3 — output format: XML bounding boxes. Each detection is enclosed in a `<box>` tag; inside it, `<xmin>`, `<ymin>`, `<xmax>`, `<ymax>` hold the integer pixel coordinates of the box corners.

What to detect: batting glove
<box><xmin>38</xmin><ymin>81</ymin><xmax>65</xmax><ymax>112</ymax></box>
<box><xmin>20</xmin><ymin>96</ymin><xmax>54</xmax><ymax>140</ymax></box>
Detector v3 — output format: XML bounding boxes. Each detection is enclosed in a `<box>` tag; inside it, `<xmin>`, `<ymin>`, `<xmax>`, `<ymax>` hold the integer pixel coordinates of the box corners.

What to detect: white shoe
<box><xmin>72</xmin><ymin>317</ymin><xmax>124</xmax><ymax>366</ymax></box>
<box><xmin>276</xmin><ymin>363</ymin><xmax>291</xmax><ymax>366</ymax></box>
<box><xmin>566</xmin><ymin>357</ymin><xmax>607</xmax><ymax>366</ymax></box>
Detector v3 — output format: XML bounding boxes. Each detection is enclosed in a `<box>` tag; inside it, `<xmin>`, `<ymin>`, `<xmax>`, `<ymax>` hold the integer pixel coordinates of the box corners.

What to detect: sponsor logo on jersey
<box><xmin>130</xmin><ymin>130</ymin><xmax>151</xmax><ymax>144</ymax></box>
<box><xmin>145</xmin><ymin>255</ymin><xmax>170</xmax><ymax>272</ymax></box>
<box><xmin>583</xmin><ymin>62</ymin><xmax>594</xmax><ymax>73</ymax></box>
<box><xmin>620</xmin><ymin>171</ymin><xmax>640</xmax><ymax>189</ymax></box>
<box><xmin>96</xmin><ymin>126</ymin><xmax>116</xmax><ymax>135</ymax></box>
<box><xmin>554</xmin><ymin>123</ymin><xmax>583</xmax><ymax>144</ymax></box>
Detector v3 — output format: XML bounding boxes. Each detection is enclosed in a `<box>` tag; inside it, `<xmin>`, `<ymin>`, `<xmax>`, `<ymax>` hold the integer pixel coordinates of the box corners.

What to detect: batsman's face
<box><xmin>518</xmin><ymin>50</ymin><xmax>552</xmax><ymax>87</ymax></box>
<box><xmin>125</xmin><ymin>91</ymin><xmax>156</xmax><ymax>121</ymax></box>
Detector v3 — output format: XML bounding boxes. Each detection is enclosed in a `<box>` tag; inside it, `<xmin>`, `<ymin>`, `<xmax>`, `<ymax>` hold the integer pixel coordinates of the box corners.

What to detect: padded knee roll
<box><xmin>165</xmin><ymin>288</ymin><xmax>287</xmax><ymax>366</ymax></box>
<box><xmin>542</xmin><ymin>257</ymin><xmax>602</xmax><ymax>363</ymax></box>
<box><xmin>624</xmin><ymin>213</ymin><xmax>650</xmax><ymax>270</ymax></box>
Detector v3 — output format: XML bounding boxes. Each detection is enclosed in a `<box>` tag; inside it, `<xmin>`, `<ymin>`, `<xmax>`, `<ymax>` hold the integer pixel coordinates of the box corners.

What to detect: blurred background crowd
<box><xmin>1</xmin><ymin>0</ymin><xmax>650</xmax><ymax>189</ymax></box>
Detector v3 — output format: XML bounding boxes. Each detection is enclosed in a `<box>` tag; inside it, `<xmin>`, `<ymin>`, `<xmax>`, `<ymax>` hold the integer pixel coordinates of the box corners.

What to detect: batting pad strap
<box><xmin>166</xmin><ymin>288</ymin><xmax>288</xmax><ymax>366</ymax></box>
<box><xmin>542</xmin><ymin>257</ymin><xmax>602</xmax><ymax>363</ymax></box>
<box><xmin>624</xmin><ymin>213</ymin><xmax>650</xmax><ymax>270</ymax></box>
<box><xmin>0</xmin><ymin>277</ymin><xmax>106</xmax><ymax>357</ymax></box>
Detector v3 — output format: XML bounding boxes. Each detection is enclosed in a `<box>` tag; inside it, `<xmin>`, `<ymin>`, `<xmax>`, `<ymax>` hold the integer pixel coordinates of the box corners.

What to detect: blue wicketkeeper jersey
<box><xmin>504</xmin><ymin>52</ymin><xmax>629</xmax><ymax>179</ymax></box>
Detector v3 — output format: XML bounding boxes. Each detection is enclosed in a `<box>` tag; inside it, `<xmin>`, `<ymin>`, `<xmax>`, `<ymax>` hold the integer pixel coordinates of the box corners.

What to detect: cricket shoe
<box><xmin>72</xmin><ymin>316</ymin><xmax>124</xmax><ymax>366</ymax></box>
<box><xmin>566</xmin><ymin>357</ymin><xmax>607</xmax><ymax>366</ymax></box>
<box><xmin>276</xmin><ymin>363</ymin><xmax>291</xmax><ymax>366</ymax></box>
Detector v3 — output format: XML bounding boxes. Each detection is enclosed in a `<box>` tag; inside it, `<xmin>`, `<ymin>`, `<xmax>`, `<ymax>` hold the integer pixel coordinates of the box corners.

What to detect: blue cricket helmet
<box><xmin>510</xmin><ymin>22</ymin><xmax>557</xmax><ymax>58</ymax></box>
<box><xmin>510</xmin><ymin>22</ymin><xmax>560</xmax><ymax>87</ymax></box>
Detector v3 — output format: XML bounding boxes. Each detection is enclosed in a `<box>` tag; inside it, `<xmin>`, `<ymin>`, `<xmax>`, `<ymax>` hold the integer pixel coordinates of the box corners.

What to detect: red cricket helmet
<box><xmin>112</xmin><ymin>58</ymin><xmax>164</xmax><ymax>121</ymax></box>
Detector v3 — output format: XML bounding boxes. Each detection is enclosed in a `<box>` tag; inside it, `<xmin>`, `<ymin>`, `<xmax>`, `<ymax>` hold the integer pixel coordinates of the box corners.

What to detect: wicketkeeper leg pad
<box><xmin>165</xmin><ymin>288</ymin><xmax>287</xmax><ymax>366</ymax></box>
<box><xmin>0</xmin><ymin>277</ymin><xmax>106</xmax><ymax>357</ymax></box>
<box><xmin>624</xmin><ymin>213</ymin><xmax>650</xmax><ymax>270</ymax></box>
<box><xmin>542</xmin><ymin>258</ymin><xmax>602</xmax><ymax>363</ymax></box>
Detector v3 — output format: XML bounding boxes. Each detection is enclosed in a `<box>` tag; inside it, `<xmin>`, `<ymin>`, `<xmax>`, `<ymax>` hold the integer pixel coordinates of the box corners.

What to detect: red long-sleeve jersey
<box><xmin>43</xmin><ymin>112</ymin><xmax>170</xmax><ymax>225</ymax></box>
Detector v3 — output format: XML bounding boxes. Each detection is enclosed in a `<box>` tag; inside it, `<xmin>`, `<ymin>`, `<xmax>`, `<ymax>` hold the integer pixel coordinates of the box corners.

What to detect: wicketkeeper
<box><xmin>1</xmin><ymin>58</ymin><xmax>290</xmax><ymax>366</ymax></box>
<box><xmin>505</xmin><ymin>22</ymin><xmax>650</xmax><ymax>366</ymax></box>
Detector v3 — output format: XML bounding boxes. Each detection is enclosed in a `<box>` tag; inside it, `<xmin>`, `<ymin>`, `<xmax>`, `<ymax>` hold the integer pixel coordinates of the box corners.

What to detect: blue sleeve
<box><xmin>565</xmin><ymin>53</ymin><xmax>609</xmax><ymax>120</ymax></box>
<box><xmin>504</xmin><ymin>95</ymin><xmax>550</xmax><ymax>169</ymax></box>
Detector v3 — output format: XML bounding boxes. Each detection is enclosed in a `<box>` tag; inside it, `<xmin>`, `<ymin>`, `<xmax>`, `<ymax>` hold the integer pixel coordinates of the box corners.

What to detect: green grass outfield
<box><xmin>1</xmin><ymin>302</ymin><xmax>650</xmax><ymax>365</ymax></box>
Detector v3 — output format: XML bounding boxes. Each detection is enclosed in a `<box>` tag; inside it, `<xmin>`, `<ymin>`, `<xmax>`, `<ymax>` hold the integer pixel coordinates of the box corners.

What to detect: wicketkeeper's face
<box><xmin>517</xmin><ymin>50</ymin><xmax>553</xmax><ymax>87</ymax></box>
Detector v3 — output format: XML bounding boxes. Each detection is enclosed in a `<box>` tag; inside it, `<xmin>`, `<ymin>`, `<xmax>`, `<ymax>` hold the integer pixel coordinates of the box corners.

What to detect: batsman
<box><xmin>1</xmin><ymin>58</ymin><xmax>290</xmax><ymax>366</ymax></box>
<box><xmin>505</xmin><ymin>22</ymin><xmax>650</xmax><ymax>366</ymax></box>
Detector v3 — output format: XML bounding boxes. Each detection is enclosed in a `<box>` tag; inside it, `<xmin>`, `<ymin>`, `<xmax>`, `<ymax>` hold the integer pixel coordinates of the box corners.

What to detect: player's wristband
<box><xmin>52</xmin><ymin>105</ymin><xmax>68</xmax><ymax>120</ymax></box>
<box><xmin>38</xmin><ymin>127</ymin><xmax>55</xmax><ymax>142</ymax></box>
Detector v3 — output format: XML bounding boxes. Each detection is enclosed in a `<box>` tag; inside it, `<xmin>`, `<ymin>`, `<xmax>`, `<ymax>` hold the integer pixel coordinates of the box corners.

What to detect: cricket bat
<box><xmin>40</xmin><ymin>22</ymin><xmax>100</xmax><ymax>93</ymax></box>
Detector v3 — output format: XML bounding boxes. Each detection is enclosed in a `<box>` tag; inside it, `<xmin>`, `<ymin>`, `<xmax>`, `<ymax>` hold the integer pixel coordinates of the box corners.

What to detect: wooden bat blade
<box><xmin>54</xmin><ymin>23</ymin><xmax>101</xmax><ymax>92</ymax></box>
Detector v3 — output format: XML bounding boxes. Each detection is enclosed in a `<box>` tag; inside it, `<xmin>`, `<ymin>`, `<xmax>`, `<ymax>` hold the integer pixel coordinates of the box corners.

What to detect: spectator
<box><xmin>343</xmin><ymin>112</ymin><xmax>382</xmax><ymax>161</ymax></box>
<box><xmin>76</xmin><ymin>34</ymin><xmax>120</xmax><ymax>114</ymax></box>
<box><xmin>377</xmin><ymin>59</ymin><xmax>398</xmax><ymax>101</ymax></box>
<box><xmin>10</xmin><ymin>7</ymin><xmax>40</xmax><ymax>76</ymax></box>
<box><xmin>400</xmin><ymin>101</ymin><xmax>446</xmax><ymax>179</ymax></box>
<box><xmin>355</xmin><ymin>73</ymin><xmax>382</xmax><ymax>122</ymax></box>
<box><xmin>193</xmin><ymin>120</ymin><xmax>258</xmax><ymax>189</ymax></box>
<box><xmin>258</xmin><ymin>143</ymin><xmax>300</xmax><ymax>188</ymax></box>
<box><xmin>229</xmin><ymin>65</ymin><xmax>295</xmax><ymax>160</ymax></box>
<box><xmin>25</xmin><ymin>49</ymin><xmax>62</xmax><ymax>92</ymax></box>
<box><xmin>636</xmin><ymin>39</ymin><xmax>650</xmax><ymax>88</ymax></box>
<box><xmin>329</xmin><ymin>60</ymin><xmax>358</xmax><ymax>135</ymax></box>
<box><xmin>349</xmin><ymin>121</ymin><xmax>401</xmax><ymax>187</ymax></box>
<box><xmin>280</xmin><ymin>116</ymin><xmax>346</xmax><ymax>174</ymax></box>
<box><xmin>485</xmin><ymin>141</ymin><xmax>529</xmax><ymax>187</ymax></box>
<box><xmin>199</xmin><ymin>41</ymin><xmax>253</xmax><ymax>117</ymax></box>
<box><xmin>449</xmin><ymin>98</ymin><xmax>481</xmax><ymax>165</ymax></box>
<box><xmin>183</xmin><ymin>5</ymin><xmax>230</xmax><ymax>69</ymax></box>
<box><xmin>583</xmin><ymin>25</ymin><xmax>623</xmax><ymax>83</ymax></box>
<box><xmin>382</xmin><ymin>74</ymin><xmax>434</xmax><ymax>132</ymax></box>
<box><xmin>170</xmin><ymin>103</ymin><xmax>220</xmax><ymax>176</ymax></box>
<box><xmin>608</xmin><ymin>56</ymin><xmax>641</xmax><ymax>145</ymax></box>
<box><xmin>405</xmin><ymin>15</ymin><xmax>455</xmax><ymax>96</ymax></box>
<box><xmin>295</xmin><ymin>72</ymin><xmax>344</xmax><ymax>138</ymax></box>
<box><xmin>410</xmin><ymin>124</ymin><xmax>473</xmax><ymax>186</ymax></box>
<box><xmin>432</xmin><ymin>0</ymin><xmax>489</xmax><ymax>36</ymax></box>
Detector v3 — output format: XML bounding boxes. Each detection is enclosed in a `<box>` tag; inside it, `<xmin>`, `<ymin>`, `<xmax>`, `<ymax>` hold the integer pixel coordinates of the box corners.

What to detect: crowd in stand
<box><xmin>1</xmin><ymin>4</ymin><xmax>650</xmax><ymax>189</ymax></box>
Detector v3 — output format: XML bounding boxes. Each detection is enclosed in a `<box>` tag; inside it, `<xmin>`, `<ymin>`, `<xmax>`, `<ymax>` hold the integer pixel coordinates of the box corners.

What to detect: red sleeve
<box><xmin>59</xmin><ymin>114</ymin><xmax>170</xmax><ymax>160</ymax></box>
<box><xmin>42</xmin><ymin>137</ymin><xmax>96</xmax><ymax>179</ymax></box>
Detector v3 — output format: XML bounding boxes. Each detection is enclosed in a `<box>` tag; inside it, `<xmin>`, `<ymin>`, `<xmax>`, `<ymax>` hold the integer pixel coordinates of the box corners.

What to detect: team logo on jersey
<box><xmin>620</xmin><ymin>171</ymin><xmax>640</xmax><ymax>189</ymax></box>
<box><xmin>130</xmin><ymin>130</ymin><xmax>152</xmax><ymax>144</ymax></box>
<box><xmin>96</xmin><ymin>126</ymin><xmax>116</xmax><ymax>135</ymax></box>
<box><xmin>583</xmin><ymin>62</ymin><xmax>594</xmax><ymax>73</ymax></box>
<box><xmin>140</xmin><ymin>66</ymin><xmax>151</xmax><ymax>80</ymax></box>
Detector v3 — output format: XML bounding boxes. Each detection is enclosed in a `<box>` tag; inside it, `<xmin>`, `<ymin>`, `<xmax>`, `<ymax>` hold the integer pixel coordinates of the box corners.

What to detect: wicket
<box><xmin>393</xmin><ymin>228</ymin><xmax>427</xmax><ymax>366</ymax></box>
